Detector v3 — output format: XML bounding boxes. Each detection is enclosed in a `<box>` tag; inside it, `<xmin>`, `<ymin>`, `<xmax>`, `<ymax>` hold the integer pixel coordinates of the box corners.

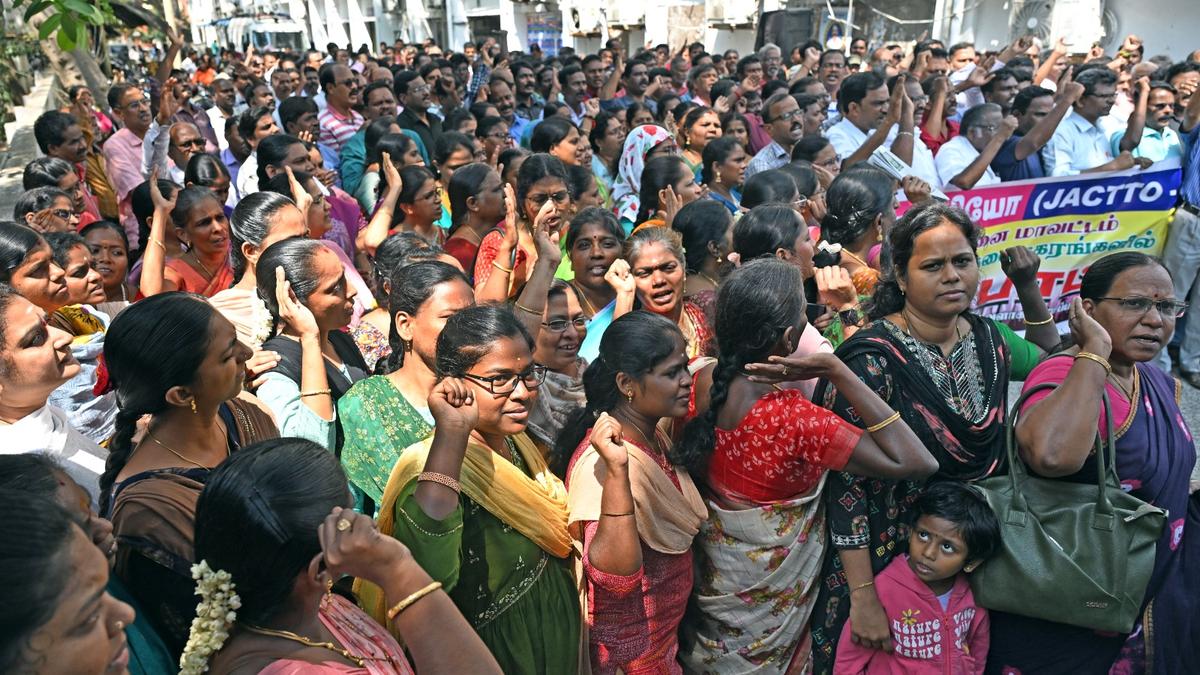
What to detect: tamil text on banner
<box><xmin>897</xmin><ymin>160</ymin><xmax>1183</xmax><ymax>330</ymax></box>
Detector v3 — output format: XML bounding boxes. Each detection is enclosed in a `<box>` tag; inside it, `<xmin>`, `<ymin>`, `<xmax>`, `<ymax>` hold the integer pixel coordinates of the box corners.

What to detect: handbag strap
<box><xmin>1005</xmin><ymin>379</ymin><xmax>1119</xmax><ymax>517</ymax></box>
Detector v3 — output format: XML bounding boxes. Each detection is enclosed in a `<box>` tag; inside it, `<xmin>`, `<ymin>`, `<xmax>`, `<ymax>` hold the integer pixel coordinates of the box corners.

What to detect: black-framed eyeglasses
<box><xmin>527</xmin><ymin>190</ymin><xmax>570</xmax><ymax>206</ymax></box>
<box><xmin>125</xmin><ymin>97</ymin><xmax>151</xmax><ymax>111</ymax></box>
<box><xmin>542</xmin><ymin>317</ymin><xmax>587</xmax><ymax>332</ymax></box>
<box><xmin>461</xmin><ymin>364</ymin><xmax>548</xmax><ymax>394</ymax></box>
<box><xmin>335</xmin><ymin>79</ymin><xmax>358</xmax><ymax>88</ymax></box>
<box><xmin>48</xmin><ymin>208</ymin><xmax>74</xmax><ymax>220</ymax></box>
<box><xmin>1096</xmin><ymin>296</ymin><xmax>1188</xmax><ymax>318</ymax></box>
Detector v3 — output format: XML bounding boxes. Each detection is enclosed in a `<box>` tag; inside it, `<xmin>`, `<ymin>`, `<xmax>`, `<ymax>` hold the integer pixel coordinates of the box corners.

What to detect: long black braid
<box><xmin>673</xmin><ymin>258</ymin><xmax>807</xmax><ymax>478</ymax></box>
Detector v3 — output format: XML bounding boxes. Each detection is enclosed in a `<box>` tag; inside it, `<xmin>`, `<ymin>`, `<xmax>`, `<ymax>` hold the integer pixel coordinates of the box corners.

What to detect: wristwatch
<box><xmin>838</xmin><ymin>306</ymin><xmax>865</xmax><ymax>327</ymax></box>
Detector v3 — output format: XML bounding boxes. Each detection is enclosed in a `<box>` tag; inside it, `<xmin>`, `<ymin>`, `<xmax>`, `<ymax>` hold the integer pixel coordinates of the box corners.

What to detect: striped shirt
<box><xmin>318</xmin><ymin>106</ymin><xmax>364</xmax><ymax>154</ymax></box>
<box><xmin>1182</xmin><ymin>124</ymin><xmax>1200</xmax><ymax>207</ymax></box>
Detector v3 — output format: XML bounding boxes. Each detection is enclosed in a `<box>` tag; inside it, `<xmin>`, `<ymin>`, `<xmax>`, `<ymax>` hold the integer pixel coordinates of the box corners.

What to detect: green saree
<box><xmin>338</xmin><ymin>376</ymin><xmax>434</xmax><ymax>510</ymax></box>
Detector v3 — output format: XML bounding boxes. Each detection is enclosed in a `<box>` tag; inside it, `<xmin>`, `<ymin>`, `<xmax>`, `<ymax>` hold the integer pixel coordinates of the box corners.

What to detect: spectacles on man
<box><xmin>336</xmin><ymin>79</ymin><xmax>359</xmax><ymax>90</ymax></box>
<box><xmin>175</xmin><ymin>138</ymin><xmax>207</xmax><ymax>150</ymax></box>
<box><xmin>527</xmin><ymin>190</ymin><xmax>570</xmax><ymax>206</ymax></box>
<box><xmin>125</xmin><ymin>97</ymin><xmax>151</xmax><ymax>111</ymax></box>
<box><xmin>542</xmin><ymin>317</ymin><xmax>587</xmax><ymax>332</ymax></box>
<box><xmin>1096</xmin><ymin>296</ymin><xmax>1188</xmax><ymax>318</ymax></box>
<box><xmin>768</xmin><ymin>108</ymin><xmax>802</xmax><ymax>123</ymax></box>
<box><xmin>461</xmin><ymin>364</ymin><xmax>548</xmax><ymax>394</ymax></box>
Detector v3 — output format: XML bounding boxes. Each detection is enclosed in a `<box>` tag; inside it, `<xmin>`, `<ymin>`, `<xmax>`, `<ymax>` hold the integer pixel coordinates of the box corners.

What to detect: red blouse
<box><xmin>709</xmin><ymin>388</ymin><xmax>861</xmax><ymax>503</ymax></box>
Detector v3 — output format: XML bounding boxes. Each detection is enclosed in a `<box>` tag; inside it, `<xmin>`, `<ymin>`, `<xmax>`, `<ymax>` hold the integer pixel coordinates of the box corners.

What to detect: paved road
<box><xmin>0</xmin><ymin>72</ymin><xmax>1197</xmax><ymax>434</ymax></box>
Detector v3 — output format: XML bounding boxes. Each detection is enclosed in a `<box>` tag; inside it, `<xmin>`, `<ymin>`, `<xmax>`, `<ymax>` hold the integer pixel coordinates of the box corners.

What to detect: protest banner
<box><xmin>897</xmin><ymin>160</ymin><xmax>1183</xmax><ymax>330</ymax></box>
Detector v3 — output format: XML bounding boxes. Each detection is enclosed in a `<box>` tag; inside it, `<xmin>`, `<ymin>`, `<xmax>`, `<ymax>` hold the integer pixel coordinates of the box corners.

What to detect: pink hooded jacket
<box><xmin>834</xmin><ymin>555</ymin><xmax>989</xmax><ymax>675</ymax></box>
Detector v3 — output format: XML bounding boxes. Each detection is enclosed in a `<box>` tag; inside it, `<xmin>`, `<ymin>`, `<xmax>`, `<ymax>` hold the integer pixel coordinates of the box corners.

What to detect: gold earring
<box><xmin>190</xmin><ymin>400</ymin><xmax>197</xmax><ymax>414</ymax></box>
<box><xmin>325</xmin><ymin>576</ymin><xmax>334</xmax><ymax>597</ymax></box>
<box><xmin>624</xmin><ymin>390</ymin><xmax>633</xmax><ymax>402</ymax></box>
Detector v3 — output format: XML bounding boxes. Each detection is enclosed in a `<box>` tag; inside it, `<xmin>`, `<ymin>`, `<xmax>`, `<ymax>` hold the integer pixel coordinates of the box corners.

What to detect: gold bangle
<box><xmin>492</xmin><ymin>260</ymin><xmax>513</xmax><ymax>274</ymax></box>
<box><xmin>386</xmin><ymin>581</ymin><xmax>443</xmax><ymax>621</ymax></box>
<box><xmin>513</xmin><ymin>301</ymin><xmax>542</xmax><ymax>315</ymax></box>
<box><xmin>1023</xmin><ymin>316</ymin><xmax>1055</xmax><ymax>326</ymax></box>
<box><xmin>865</xmin><ymin>411</ymin><xmax>902</xmax><ymax>433</ymax></box>
<box><xmin>151</xmin><ymin>238</ymin><xmax>166</xmax><ymax>251</ymax></box>
<box><xmin>602</xmin><ymin>511</ymin><xmax>634</xmax><ymax>517</ymax></box>
<box><xmin>1074</xmin><ymin>351</ymin><xmax>1113</xmax><ymax>376</ymax></box>
<box><xmin>418</xmin><ymin>471</ymin><xmax>461</xmax><ymax>494</ymax></box>
<box><xmin>851</xmin><ymin>580</ymin><xmax>875</xmax><ymax>594</ymax></box>
<box><xmin>298</xmin><ymin>389</ymin><xmax>332</xmax><ymax>398</ymax></box>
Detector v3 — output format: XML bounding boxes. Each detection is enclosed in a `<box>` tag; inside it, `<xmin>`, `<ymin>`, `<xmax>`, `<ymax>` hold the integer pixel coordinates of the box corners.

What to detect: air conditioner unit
<box><xmin>708</xmin><ymin>0</ymin><xmax>755</xmax><ymax>24</ymax></box>
<box><xmin>605</xmin><ymin>0</ymin><xmax>644</xmax><ymax>26</ymax></box>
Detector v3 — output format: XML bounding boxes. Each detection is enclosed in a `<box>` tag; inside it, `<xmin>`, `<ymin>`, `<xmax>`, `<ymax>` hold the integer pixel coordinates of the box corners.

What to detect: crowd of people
<box><xmin>1</xmin><ymin>25</ymin><xmax>1198</xmax><ymax>675</ymax></box>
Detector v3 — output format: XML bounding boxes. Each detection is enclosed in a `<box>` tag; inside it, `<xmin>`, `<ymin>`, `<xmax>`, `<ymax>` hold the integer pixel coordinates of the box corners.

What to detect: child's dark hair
<box><xmin>914</xmin><ymin>481</ymin><xmax>1002</xmax><ymax>562</ymax></box>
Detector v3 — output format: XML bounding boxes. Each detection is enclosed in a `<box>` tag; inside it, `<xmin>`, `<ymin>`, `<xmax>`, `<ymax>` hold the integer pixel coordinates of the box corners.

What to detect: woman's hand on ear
<box><xmin>1068</xmin><ymin>296</ymin><xmax>1112</xmax><ymax>358</ymax></box>
<box><xmin>273</xmin><ymin>266</ymin><xmax>320</xmax><ymax>338</ymax></box>
<box><xmin>284</xmin><ymin>166</ymin><xmax>313</xmax><ymax>214</ymax></box>
<box><xmin>317</xmin><ymin>507</ymin><xmax>413</xmax><ymax>585</ymax></box>
<box><xmin>381</xmin><ymin>151</ymin><xmax>403</xmax><ymax>196</ymax></box>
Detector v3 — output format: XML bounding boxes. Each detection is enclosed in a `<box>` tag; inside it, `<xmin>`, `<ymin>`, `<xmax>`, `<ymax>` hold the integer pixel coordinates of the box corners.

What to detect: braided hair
<box><xmin>100</xmin><ymin>293</ymin><xmax>216</xmax><ymax>514</ymax></box>
<box><xmin>673</xmin><ymin>258</ymin><xmax>805</xmax><ymax>476</ymax></box>
<box><xmin>551</xmin><ymin>311</ymin><xmax>682</xmax><ymax>477</ymax></box>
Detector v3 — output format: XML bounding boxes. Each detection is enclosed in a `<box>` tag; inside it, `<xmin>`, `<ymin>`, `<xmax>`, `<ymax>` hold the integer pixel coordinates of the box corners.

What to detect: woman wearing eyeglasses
<box><xmin>474</xmin><ymin>154</ymin><xmax>570</xmax><ymax>301</ymax></box>
<box><xmin>988</xmin><ymin>251</ymin><xmax>1200</xmax><ymax>675</ymax></box>
<box><xmin>360</xmin><ymin>304</ymin><xmax>580</xmax><ymax>675</ymax></box>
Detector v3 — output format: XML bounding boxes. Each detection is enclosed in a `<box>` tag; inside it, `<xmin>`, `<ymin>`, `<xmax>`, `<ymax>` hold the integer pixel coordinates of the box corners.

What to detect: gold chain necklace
<box><xmin>145</xmin><ymin>423</ymin><xmax>228</xmax><ymax>470</ymax></box>
<box><xmin>570</xmin><ymin>281</ymin><xmax>599</xmax><ymax>317</ymax></box>
<box><xmin>240</xmin><ymin>624</ymin><xmax>387</xmax><ymax>668</ymax></box>
<box><xmin>840</xmin><ymin>248</ymin><xmax>870</xmax><ymax>269</ymax></box>
<box><xmin>696</xmin><ymin>270</ymin><xmax>720</xmax><ymax>288</ymax></box>
<box><xmin>1108</xmin><ymin>368</ymin><xmax>1138</xmax><ymax>401</ymax></box>
<box><xmin>188</xmin><ymin>249</ymin><xmax>217</xmax><ymax>281</ymax></box>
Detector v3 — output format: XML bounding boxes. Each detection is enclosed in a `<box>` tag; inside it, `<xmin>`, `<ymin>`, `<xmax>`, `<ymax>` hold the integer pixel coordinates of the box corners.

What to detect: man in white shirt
<box><xmin>935</xmin><ymin>103</ymin><xmax>1015</xmax><ymax>190</ymax></box>
<box><xmin>827</xmin><ymin>72</ymin><xmax>940</xmax><ymax>186</ymax></box>
<box><xmin>206</xmin><ymin>75</ymin><xmax>238</xmax><ymax>152</ymax></box>
<box><xmin>1045</xmin><ymin>67</ymin><xmax>1151</xmax><ymax>175</ymax></box>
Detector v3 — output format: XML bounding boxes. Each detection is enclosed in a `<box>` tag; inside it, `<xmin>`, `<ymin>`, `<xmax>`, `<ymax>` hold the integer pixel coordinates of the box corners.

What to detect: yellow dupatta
<box><xmin>358</xmin><ymin>432</ymin><xmax>574</xmax><ymax>625</ymax></box>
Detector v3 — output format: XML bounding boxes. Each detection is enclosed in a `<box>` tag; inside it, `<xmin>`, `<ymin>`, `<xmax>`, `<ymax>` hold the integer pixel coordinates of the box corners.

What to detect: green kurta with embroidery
<box><xmin>390</xmin><ymin>448</ymin><xmax>580</xmax><ymax>675</ymax></box>
<box><xmin>338</xmin><ymin>376</ymin><xmax>434</xmax><ymax>510</ymax></box>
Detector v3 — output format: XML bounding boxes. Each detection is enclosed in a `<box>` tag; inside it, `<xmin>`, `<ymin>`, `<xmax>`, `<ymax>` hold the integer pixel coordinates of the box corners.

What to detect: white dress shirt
<box><xmin>828</xmin><ymin>118</ymin><xmax>940</xmax><ymax>186</ymax></box>
<box><xmin>1045</xmin><ymin>110</ymin><xmax>1114</xmax><ymax>176</ymax></box>
<box><xmin>934</xmin><ymin>135</ymin><xmax>1000</xmax><ymax>190</ymax></box>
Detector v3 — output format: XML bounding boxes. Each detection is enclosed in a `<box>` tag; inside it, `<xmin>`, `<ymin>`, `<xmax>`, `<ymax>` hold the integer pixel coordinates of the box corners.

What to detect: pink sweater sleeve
<box><xmin>832</xmin><ymin>617</ymin><xmax>875</xmax><ymax>675</ymax></box>
<box><xmin>968</xmin><ymin>606</ymin><xmax>990</xmax><ymax>674</ymax></box>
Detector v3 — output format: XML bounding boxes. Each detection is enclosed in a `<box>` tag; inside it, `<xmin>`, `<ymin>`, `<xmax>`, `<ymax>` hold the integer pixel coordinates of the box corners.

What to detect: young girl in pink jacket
<box><xmin>835</xmin><ymin>481</ymin><xmax>1002</xmax><ymax>674</ymax></box>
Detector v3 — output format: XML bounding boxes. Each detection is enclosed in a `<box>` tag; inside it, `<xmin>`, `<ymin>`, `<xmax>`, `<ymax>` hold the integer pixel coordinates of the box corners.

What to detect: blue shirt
<box><xmin>1111</xmin><ymin>125</ymin><xmax>1184</xmax><ymax>163</ymax></box>
<box><xmin>991</xmin><ymin>135</ymin><xmax>1045</xmax><ymax>182</ymax></box>
<box><xmin>1183</xmin><ymin>124</ymin><xmax>1200</xmax><ymax>207</ymax></box>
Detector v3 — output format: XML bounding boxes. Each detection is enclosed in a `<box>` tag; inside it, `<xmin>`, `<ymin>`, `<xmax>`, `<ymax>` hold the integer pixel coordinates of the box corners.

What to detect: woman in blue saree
<box><xmin>992</xmin><ymin>251</ymin><xmax>1200</xmax><ymax>674</ymax></box>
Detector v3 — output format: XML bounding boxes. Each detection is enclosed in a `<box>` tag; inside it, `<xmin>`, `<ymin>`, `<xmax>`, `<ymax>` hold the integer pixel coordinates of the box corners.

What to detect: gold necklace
<box><xmin>188</xmin><ymin>249</ymin><xmax>217</xmax><ymax>281</ymax></box>
<box><xmin>840</xmin><ymin>248</ymin><xmax>870</xmax><ymax>269</ymax></box>
<box><xmin>1108</xmin><ymin>368</ymin><xmax>1138</xmax><ymax>401</ymax></box>
<box><xmin>241</xmin><ymin>624</ymin><xmax>384</xmax><ymax>668</ymax></box>
<box><xmin>696</xmin><ymin>270</ymin><xmax>720</xmax><ymax>288</ymax></box>
<box><xmin>902</xmin><ymin>308</ymin><xmax>963</xmax><ymax>347</ymax></box>
<box><xmin>145</xmin><ymin>428</ymin><xmax>225</xmax><ymax>470</ymax></box>
<box><xmin>617</xmin><ymin>413</ymin><xmax>665</xmax><ymax>456</ymax></box>
<box><xmin>570</xmin><ymin>281</ymin><xmax>599</xmax><ymax>317</ymax></box>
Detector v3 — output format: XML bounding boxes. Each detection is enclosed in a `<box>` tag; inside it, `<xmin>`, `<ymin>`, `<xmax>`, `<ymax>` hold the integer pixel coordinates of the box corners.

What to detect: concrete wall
<box><xmin>961</xmin><ymin>0</ymin><xmax>1198</xmax><ymax>61</ymax></box>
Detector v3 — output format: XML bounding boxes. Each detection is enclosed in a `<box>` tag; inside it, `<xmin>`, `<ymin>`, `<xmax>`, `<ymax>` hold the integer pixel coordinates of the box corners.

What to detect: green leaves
<box><xmin>20</xmin><ymin>0</ymin><xmax>114</xmax><ymax>51</ymax></box>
